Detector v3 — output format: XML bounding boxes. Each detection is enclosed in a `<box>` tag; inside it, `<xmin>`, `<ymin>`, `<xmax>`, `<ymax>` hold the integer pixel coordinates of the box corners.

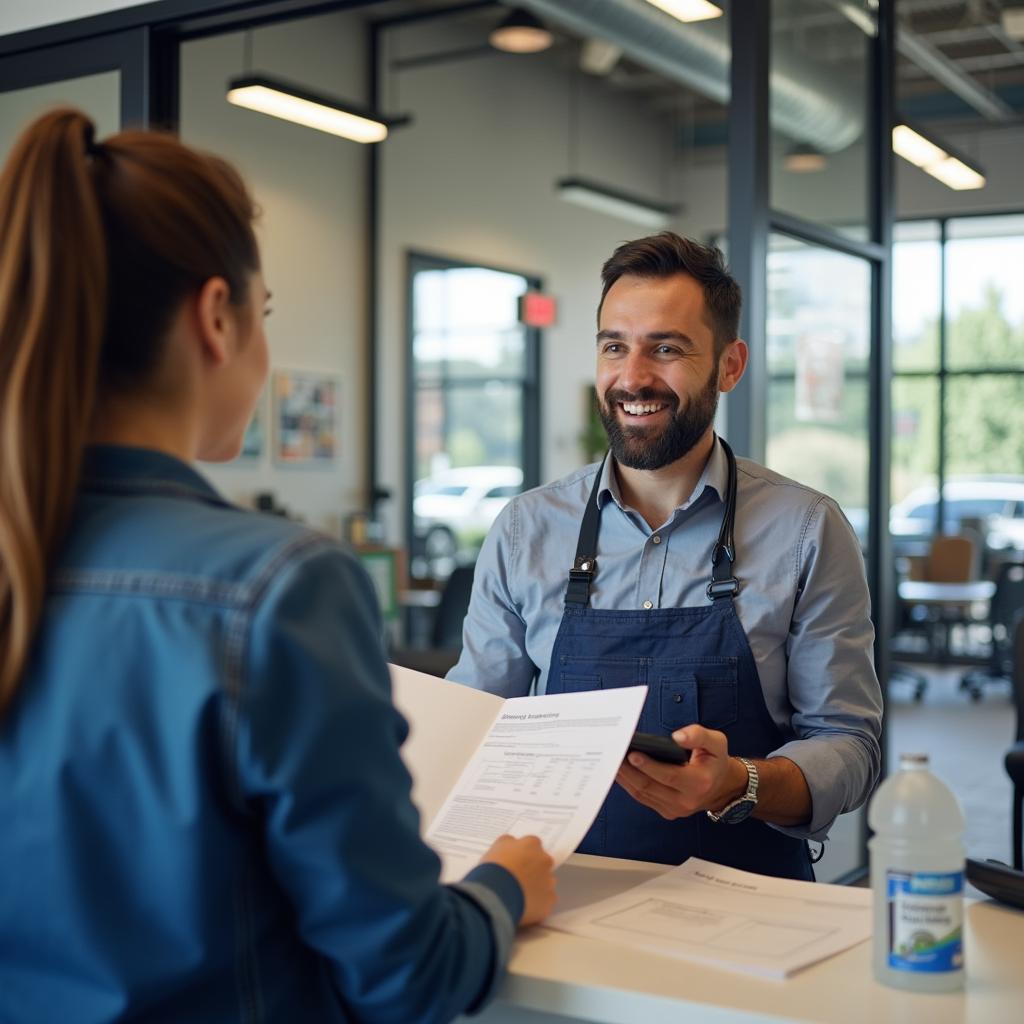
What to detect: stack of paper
<box><xmin>547</xmin><ymin>858</ymin><xmax>872</xmax><ymax>979</ymax></box>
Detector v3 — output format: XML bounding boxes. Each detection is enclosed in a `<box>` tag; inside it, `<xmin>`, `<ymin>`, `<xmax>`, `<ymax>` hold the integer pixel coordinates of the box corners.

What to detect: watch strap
<box><xmin>706</xmin><ymin>757</ymin><xmax>759</xmax><ymax>824</ymax></box>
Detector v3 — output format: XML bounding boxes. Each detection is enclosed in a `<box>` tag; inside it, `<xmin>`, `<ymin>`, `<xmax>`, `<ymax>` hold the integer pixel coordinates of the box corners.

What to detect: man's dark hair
<box><xmin>598</xmin><ymin>232</ymin><xmax>741</xmax><ymax>356</ymax></box>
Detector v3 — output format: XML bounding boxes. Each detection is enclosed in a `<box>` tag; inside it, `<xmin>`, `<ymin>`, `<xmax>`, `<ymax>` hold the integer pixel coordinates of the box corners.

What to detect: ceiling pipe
<box><xmin>515</xmin><ymin>0</ymin><xmax>865</xmax><ymax>152</ymax></box>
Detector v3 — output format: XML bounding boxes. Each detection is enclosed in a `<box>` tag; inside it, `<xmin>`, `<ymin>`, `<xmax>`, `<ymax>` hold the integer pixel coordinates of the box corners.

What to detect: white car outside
<box><xmin>890</xmin><ymin>477</ymin><xmax>1024</xmax><ymax>550</ymax></box>
<box><xmin>413</xmin><ymin>466</ymin><xmax>524</xmax><ymax>559</ymax></box>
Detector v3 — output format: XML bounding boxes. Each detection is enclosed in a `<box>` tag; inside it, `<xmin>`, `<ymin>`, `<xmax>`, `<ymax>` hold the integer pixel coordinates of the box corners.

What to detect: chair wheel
<box><xmin>969</xmin><ymin>688</ymin><xmax>983</xmax><ymax>703</ymax></box>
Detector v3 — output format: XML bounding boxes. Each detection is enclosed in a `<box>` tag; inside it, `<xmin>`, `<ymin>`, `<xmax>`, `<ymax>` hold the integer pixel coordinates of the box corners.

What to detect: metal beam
<box><xmin>896</xmin><ymin>24</ymin><xmax>1014</xmax><ymax>121</ymax></box>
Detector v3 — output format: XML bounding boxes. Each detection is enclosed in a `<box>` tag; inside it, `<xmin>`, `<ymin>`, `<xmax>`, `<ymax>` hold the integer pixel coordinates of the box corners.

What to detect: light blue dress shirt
<box><xmin>449</xmin><ymin>437</ymin><xmax>884</xmax><ymax>843</ymax></box>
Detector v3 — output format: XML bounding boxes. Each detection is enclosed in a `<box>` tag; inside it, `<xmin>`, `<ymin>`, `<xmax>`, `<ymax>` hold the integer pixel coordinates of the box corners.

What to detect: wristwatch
<box><xmin>706</xmin><ymin>757</ymin><xmax>759</xmax><ymax>824</ymax></box>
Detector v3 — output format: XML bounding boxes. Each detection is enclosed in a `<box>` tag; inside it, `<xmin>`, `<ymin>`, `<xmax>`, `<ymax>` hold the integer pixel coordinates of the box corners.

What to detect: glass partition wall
<box><xmin>730</xmin><ymin>0</ymin><xmax>893</xmax><ymax>882</ymax></box>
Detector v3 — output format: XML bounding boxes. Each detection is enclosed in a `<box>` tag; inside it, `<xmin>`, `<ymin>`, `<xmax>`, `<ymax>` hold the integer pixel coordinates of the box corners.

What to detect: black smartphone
<box><xmin>627</xmin><ymin>731</ymin><xmax>690</xmax><ymax>765</ymax></box>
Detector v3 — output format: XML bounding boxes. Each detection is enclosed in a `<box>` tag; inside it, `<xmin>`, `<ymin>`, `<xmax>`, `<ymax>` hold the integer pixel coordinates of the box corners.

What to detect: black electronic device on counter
<box><xmin>965</xmin><ymin>858</ymin><xmax>1024</xmax><ymax>910</ymax></box>
<box><xmin>627</xmin><ymin>731</ymin><xmax>691</xmax><ymax>765</ymax></box>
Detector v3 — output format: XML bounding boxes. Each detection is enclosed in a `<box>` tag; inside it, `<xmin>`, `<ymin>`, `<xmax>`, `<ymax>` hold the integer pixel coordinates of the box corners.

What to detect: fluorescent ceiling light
<box><xmin>226</xmin><ymin>76</ymin><xmax>402</xmax><ymax>143</ymax></box>
<box><xmin>891</xmin><ymin>124</ymin><xmax>946</xmax><ymax>168</ymax></box>
<box><xmin>489</xmin><ymin>8</ymin><xmax>554</xmax><ymax>54</ymax></box>
<box><xmin>926</xmin><ymin>156</ymin><xmax>985</xmax><ymax>191</ymax></box>
<box><xmin>892</xmin><ymin>122</ymin><xmax>985</xmax><ymax>191</ymax></box>
<box><xmin>556</xmin><ymin>177</ymin><xmax>678</xmax><ymax>229</ymax></box>
<box><xmin>644</xmin><ymin>0</ymin><xmax>723</xmax><ymax>23</ymax></box>
<box><xmin>1002</xmin><ymin>7</ymin><xmax>1024</xmax><ymax>41</ymax></box>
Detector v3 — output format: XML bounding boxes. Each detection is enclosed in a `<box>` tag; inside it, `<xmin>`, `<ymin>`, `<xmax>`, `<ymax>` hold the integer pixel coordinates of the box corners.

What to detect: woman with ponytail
<box><xmin>0</xmin><ymin>109</ymin><xmax>554</xmax><ymax>1024</ymax></box>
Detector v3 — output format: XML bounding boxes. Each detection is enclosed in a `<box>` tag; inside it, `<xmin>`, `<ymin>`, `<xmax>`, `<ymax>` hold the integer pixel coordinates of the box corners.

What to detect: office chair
<box><xmin>962</xmin><ymin>561</ymin><xmax>1024</xmax><ymax>701</ymax></box>
<box><xmin>890</xmin><ymin>561</ymin><xmax>929</xmax><ymax>702</ymax></box>
<box><xmin>1005</xmin><ymin>614</ymin><xmax>1024</xmax><ymax>870</ymax></box>
<box><xmin>926</xmin><ymin>534</ymin><xmax>976</xmax><ymax>583</ymax></box>
<box><xmin>389</xmin><ymin>565</ymin><xmax>476</xmax><ymax>678</ymax></box>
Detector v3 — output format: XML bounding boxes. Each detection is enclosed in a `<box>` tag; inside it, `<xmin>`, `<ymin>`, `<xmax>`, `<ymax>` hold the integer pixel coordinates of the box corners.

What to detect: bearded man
<box><xmin>446</xmin><ymin>233</ymin><xmax>882</xmax><ymax>880</ymax></box>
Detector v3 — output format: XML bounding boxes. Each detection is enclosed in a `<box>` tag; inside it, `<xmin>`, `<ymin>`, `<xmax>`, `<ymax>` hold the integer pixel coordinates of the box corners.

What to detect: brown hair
<box><xmin>598</xmin><ymin>232</ymin><xmax>741</xmax><ymax>356</ymax></box>
<box><xmin>0</xmin><ymin>108</ymin><xmax>259</xmax><ymax>715</ymax></box>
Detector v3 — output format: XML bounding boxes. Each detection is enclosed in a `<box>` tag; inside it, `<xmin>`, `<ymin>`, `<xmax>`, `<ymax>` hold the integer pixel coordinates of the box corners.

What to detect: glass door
<box><xmin>406</xmin><ymin>252</ymin><xmax>541</xmax><ymax>582</ymax></box>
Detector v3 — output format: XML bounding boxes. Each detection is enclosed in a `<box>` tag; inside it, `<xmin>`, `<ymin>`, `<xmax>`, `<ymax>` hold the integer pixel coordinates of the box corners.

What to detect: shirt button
<box><xmin>652</xmin><ymin>535</ymin><xmax>661</xmax><ymax>544</ymax></box>
<box><xmin>643</xmin><ymin>600</ymin><xmax>653</xmax><ymax>609</ymax></box>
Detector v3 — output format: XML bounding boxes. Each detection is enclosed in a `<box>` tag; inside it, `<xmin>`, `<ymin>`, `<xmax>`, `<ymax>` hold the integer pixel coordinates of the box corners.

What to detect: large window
<box><xmin>766</xmin><ymin>235</ymin><xmax>873</xmax><ymax>546</ymax></box>
<box><xmin>891</xmin><ymin>214</ymin><xmax>1024</xmax><ymax>558</ymax></box>
<box><xmin>406</xmin><ymin>253</ymin><xmax>540</xmax><ymax>580</ymax></box>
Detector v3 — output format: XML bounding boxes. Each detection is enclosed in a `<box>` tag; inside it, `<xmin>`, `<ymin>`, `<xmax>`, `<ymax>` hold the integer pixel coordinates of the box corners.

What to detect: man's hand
<box><xmin>615</xmin><ymin>725</ymin><xmax>747</xmax><ymax>819</ymax></box>
<box><xmin>615</xmin><ymin>726</ymin><xmax>814</xmax><ymax>826</ymax></box>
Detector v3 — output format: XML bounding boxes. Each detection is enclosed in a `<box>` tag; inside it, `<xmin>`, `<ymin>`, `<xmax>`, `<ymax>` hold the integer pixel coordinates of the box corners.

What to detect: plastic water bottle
<box><xmin>868</xmin><ymin>753</ymin><xmax>965</xmax><ymax>992</ymax></box>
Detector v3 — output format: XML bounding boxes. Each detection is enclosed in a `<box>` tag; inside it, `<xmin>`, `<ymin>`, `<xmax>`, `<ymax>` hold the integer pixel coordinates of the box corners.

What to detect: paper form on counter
<box><xmin>390</xmin><ymin>665</ymin><xmax>647</xmax><ymax>884</ymax></box>
<box><xmin>547</xmin><ymin>857</ymin><xmax>872</xmax><ymax>979</ymax></box>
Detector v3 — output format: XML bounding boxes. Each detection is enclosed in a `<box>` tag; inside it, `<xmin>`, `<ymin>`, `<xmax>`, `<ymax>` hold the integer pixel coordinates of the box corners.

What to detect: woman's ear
<box><xmin>194</xmin><ymin>276</ymin><xmax>234</xmax><ymax>368</ymax></box>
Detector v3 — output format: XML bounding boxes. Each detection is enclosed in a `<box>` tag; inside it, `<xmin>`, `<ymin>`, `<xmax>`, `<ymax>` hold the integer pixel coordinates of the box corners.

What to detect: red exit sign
<box><xmin>518</xmin><ymin>291</ymin><xmax>557</xmax><ymax>328</ymax></box>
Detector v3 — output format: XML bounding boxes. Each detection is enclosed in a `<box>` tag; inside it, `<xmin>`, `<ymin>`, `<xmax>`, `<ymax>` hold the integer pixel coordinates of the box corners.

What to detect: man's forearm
<box><xmin>713</xmin><ymin>755</ymin><xmax>812</xmax><ymax>828</ymax></box>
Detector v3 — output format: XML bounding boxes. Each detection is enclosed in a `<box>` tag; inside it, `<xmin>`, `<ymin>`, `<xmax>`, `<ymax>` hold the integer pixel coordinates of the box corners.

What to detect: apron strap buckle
<box><xmin>706</xmin><ymin>577</ymin><xmax>740</xmax><ymax>600</ymax></box>
<box><xmin>566</xmin><ymin>557</ymin><xmax>596</xmax><ymax>606</ymax></box>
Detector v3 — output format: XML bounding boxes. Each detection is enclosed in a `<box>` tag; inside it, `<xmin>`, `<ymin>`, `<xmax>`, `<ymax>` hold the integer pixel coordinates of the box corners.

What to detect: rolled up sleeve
<box><xmin>770</xmin><ymin>498</ymin><xmax>883</xmax><ymax>843</ymax></box>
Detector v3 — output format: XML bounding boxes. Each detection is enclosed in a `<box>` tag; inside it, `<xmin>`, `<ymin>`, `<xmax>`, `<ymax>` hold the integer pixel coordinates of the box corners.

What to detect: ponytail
<box><xmin>0</xmin><ymin>109</ymin><xmax>107</xmax><ymax>714</ymax></box>
<box><xmin>0</xmin><ymin>108</ymin><xmax>259</xmax><ymax>716</ymax></box>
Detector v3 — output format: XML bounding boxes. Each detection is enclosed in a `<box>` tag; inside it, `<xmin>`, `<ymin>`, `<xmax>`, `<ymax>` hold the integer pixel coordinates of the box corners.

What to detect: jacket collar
<box><xmin>80</xmin><ymin>445</ymin><xmax>229</xmax><ymax>507</ymax></box>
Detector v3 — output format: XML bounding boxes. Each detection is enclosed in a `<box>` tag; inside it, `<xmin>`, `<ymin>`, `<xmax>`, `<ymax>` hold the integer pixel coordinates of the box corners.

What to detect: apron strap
<box><xmin>707</xmin><ymin>438</ymin><xmax>741</xmax><ymax>601</ymax></box>
<box><xmin>565</xmin><ymin>454</ymin><xmax>606</xmax><ymax>606</ymax></box>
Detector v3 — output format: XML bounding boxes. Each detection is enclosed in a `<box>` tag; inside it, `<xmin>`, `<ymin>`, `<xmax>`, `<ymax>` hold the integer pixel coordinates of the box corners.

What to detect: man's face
<box><xmin>596</xmin><ymin>273</ymin><xmax>720</xmax><ymax>471</ymax></box>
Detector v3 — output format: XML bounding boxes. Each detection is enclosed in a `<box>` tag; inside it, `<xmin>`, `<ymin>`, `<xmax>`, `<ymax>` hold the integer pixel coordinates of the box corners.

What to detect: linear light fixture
<box><xmin>892</xmin><ymin>121</ymin><xmax>985</xmax><ymax>191</ymax></box>
<box><xmin>556</xmin><ymin>177</ymin><xmax>678</xmax><ymax>229</ymax></box>
<box><xmin>644</xmin><ymin>0</ymin><xmax>723</xmax><ymax>23</ymax></box>
<box><xmin>226</xmin><ymin>75</ymin><xmax>408</xmax><ymax>143</ymax></box>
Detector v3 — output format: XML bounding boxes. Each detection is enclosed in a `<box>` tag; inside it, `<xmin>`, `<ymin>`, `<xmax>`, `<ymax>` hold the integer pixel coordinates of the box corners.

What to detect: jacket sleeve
<box><xmin>235</xmin><ymin>538</ymin><xmax>523</xmax><ymax>1023</ymax></box>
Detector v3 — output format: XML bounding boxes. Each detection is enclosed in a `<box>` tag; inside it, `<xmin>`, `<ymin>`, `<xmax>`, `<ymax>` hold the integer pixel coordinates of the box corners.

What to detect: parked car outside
<box><xmin>890</xmin><ymin>476</ymin><xmax>1024</xmax><ymax>551</ymax></box>
<box><xmin>413</xmin><ymin>465</ymin><xmax>523</xmax><ymax>560</ymax></box>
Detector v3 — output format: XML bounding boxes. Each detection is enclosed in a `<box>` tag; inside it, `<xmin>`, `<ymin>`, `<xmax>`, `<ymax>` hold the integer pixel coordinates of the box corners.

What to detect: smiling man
<box><xmin>447</xmin><ymin>233</ymin><xmax>882</xmax><ymax>881</ymax></box>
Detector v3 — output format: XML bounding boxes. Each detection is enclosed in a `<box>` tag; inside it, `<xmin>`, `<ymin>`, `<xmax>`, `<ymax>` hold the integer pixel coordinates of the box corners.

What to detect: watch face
<box><xmin>718</xmin><ymin>797</ymin><xmax>756</xmax><ymax>825</ymax></box>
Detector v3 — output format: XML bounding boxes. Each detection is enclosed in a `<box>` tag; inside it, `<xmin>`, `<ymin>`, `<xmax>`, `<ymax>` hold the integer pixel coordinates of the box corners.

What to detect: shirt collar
<box><xmin>596</xmin><ymin>433</ymin><xmax>729</xmax><ymax>514</ymax></box>
<box><xmin>80</xmin><ymin>445</ymin><xmax>228</xmax><ymax>506</ymax></box>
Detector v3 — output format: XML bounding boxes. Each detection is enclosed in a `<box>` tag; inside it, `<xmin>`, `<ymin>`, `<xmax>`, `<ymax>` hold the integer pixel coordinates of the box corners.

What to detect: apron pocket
<box><xmin>558</xmin><ymin>672</ymin><xmax>601</xmax><ymax>693</ymax></box>
<box><xmin>658</xmin><ymin>661</ymin><xmax>738</xmax><ymax>732</ymax></box>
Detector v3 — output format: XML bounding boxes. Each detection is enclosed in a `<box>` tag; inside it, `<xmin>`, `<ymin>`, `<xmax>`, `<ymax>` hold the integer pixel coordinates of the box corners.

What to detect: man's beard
<box><xmin>598</xmin><ymin>364</ymin><xmax>720</xmax><ymax>471</ymax></box>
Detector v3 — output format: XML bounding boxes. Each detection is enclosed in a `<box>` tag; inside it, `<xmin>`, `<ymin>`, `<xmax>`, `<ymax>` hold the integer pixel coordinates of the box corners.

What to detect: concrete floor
<box><xmin>887</xmin><ymin>666</ymin><xmax>1016</xmax><ymax>875</ymax></box>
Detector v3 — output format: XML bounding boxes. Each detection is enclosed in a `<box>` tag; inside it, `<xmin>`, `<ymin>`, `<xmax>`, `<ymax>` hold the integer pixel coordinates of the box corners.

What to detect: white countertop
<box><xmin>471</xmin><ymin>854</ymin><xmax>1024</xmax><ymax>1024</ymax></box>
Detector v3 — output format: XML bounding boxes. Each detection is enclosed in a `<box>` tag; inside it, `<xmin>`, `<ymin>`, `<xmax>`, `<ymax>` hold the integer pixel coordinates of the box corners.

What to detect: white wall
<box><xmin>378</xmin><ymin>20</ymin><xmax>682</xmax><ymax>539</ymax></box>
<box><xmin>179</xmin><ymin>10</ymin><xmax>368</xmax><ymax>536</ymax></box>
<box><xmin>0</xmin><ymin>0</ymin><xmax>151</xmax><ymax>36</ymax></box>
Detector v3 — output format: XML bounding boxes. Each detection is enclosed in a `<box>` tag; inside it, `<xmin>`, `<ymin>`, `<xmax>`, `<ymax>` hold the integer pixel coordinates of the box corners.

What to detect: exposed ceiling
<box><xmin>386</xmin><ymin>0</ymin><xmax>1024</xmax><ymax>146</ymax></box>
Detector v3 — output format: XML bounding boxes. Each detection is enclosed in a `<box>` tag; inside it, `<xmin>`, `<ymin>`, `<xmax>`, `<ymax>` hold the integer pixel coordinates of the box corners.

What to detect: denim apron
<box><xmin>546</xmin><ymin>439</ymin><xmax>813</xmax><ymax>880</ymax></box>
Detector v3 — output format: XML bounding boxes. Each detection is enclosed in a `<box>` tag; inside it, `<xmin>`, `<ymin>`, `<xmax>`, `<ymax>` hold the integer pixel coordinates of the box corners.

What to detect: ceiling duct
<box><xmin>516</xmin><ymin>0</ymin><xmax>864</xmax><ymax>153</ymax></box>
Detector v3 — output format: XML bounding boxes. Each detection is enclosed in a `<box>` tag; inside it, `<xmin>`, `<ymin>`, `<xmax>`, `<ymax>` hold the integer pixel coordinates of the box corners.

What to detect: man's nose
<box><xmin>617</xmin><ymin>351</ymin><xmax>656</xmax><ymax>393</ymax></box>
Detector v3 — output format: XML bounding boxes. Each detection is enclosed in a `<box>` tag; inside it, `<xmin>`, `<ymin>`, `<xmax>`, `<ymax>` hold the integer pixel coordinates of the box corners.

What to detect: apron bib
<box><xmin>546</xmin><ymin>440</ymin><xmax>813</xmax><ymax>880</ymax></box>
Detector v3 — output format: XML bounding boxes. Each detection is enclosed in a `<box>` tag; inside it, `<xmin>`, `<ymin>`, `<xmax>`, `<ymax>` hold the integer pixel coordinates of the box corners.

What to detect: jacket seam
<box><xmin>222</xmin><ymin>531</ymin><xmax>333</xmax><ymax>1024</ymax></box>
<box><xmin>51</xmin><ymin>569</ymin><xmax>248</xmax><ymax>607</ymax></box>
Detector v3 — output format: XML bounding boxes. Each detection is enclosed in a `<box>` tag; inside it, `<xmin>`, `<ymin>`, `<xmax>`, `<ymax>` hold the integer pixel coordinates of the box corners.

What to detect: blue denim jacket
<box><xmin>0</xmin><ymin>447</ymin><xmax>522</xmax><ymax>1024</ymax></box>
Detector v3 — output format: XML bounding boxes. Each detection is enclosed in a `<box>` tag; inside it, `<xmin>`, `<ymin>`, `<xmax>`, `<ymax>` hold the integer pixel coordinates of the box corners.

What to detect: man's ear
<box><xmin>194</xmin><ymin>276</ymin><xmax>234</xmax><ymax>368</ymax></box>
<box><xmin>718</xmin><ymin>339</ymin><xmax>749</xmax><ymax>394</ymax></box>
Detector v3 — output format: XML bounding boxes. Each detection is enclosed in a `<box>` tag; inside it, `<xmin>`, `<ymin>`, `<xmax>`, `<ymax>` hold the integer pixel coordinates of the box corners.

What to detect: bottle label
<box><xmin>886</xmin><ymin>870</ymin><xmax>964</xmax><ymax>973</ymax></box>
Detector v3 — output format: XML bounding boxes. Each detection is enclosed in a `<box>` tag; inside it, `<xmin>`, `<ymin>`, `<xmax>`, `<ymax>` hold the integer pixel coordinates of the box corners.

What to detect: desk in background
<box><xmin>467</xmin><ymin>853</ymin><xmax>1024</xmax><ymax>1024</ymax></box>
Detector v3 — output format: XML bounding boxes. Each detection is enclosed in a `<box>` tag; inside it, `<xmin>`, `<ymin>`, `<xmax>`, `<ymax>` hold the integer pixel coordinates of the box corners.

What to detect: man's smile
<box><xmin>619</xmin><ymin>401</ymin><xmax>669</xmax><ymax>420</ymax></box>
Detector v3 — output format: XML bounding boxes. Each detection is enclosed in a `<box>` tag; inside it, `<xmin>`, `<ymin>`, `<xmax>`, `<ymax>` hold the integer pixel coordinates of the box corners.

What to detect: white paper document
<box><xmin>390</xmin><ymin>665</ymin><xmax>647</xmax><ymax>884</ymax></box>
<box><xmin>547</xmin><ymin>857</ymin><xmax>871</xmax><ymax>979</ymax></box>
